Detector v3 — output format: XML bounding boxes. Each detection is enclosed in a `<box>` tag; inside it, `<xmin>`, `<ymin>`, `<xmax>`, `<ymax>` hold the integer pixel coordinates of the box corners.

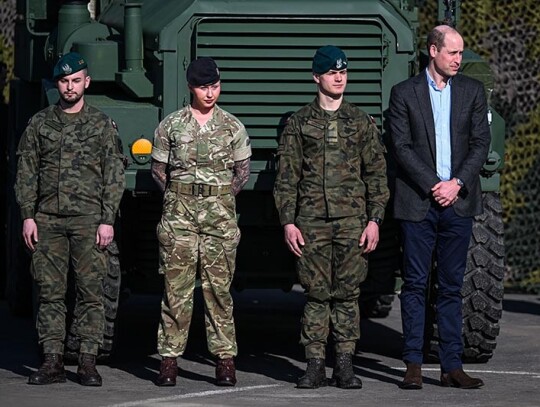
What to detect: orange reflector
<box><xmin>131</xmin><ymin>138</ymin><xmax>152</xmax><ymax>155</ymax></box>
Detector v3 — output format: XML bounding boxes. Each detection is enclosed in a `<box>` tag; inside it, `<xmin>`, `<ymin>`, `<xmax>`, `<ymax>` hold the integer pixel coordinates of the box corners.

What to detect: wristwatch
<box><xmin>455</xmin><ymin>177</ymin><xmax>464</xmax><ymax>188</ymax></box>
<box><xmin>369</xmin><ymin>217</ymin><xmax>383</xmax><ymax>226</ymax></box>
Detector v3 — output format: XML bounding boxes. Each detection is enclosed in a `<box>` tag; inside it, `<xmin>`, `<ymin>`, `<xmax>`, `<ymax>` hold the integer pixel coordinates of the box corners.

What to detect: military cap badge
<box><xmin>53</xmin><ymin>52</ymin><xmax>88</xmax><ymax>80</ymax></box>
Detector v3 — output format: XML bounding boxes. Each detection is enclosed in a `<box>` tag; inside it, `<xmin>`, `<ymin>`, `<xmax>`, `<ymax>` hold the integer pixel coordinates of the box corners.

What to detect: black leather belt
<box><xmin>169</xmin><ymin>182</ymin><xmax>231</xmax><ymax>197</ymax></box>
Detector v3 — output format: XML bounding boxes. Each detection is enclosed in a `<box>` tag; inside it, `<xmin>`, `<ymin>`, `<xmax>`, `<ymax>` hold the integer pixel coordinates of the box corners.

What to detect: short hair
<box><xmin>426</xmin><ymin>25</ymin><xmax>460</xmax><ymax>53</ymax></box>
<box><xmin>426</xmin><ymin>28</ymin><xmax>446</xmax><ymax>52</ymax></box>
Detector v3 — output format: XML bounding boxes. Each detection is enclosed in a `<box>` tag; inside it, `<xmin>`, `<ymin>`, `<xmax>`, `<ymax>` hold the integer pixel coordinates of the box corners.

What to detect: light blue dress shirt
<box><xmin>426</xmin><ymin>69</ymin><xmax>452</xmax><ymax>181</ymax></box>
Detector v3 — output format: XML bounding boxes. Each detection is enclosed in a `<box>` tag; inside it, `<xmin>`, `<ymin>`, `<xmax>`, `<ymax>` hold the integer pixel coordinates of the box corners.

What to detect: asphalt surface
<box><xmin>0</xmin><ymin>287</ymin><xmax>539</xmax><ymax>407</ymax></box>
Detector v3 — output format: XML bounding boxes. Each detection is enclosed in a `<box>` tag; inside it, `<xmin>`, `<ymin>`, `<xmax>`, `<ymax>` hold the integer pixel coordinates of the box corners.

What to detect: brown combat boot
<box><xmin>329</xmin><ymin>353</ymin><xmax>362</xmax><ymax>389</ymax></box>
<box><xmin>155</xmin><ymin>357</ymin><xmax>178</xmax><ymax>386</ymax></box>
<box><xmin>216</xmin><ymin>358</ymin><xmax>237</xmax><ymax>386</ymax></box>
<box><xmin>77</xmin><ymin>353</ymin><xmax>102</xmax><ymax>386</ymax></box>
<box><xmin>28</xmin><ymin>353</ymin><xmax>66</xmax><ymax>385</ymax></box>
<box><xmin>440</xmin><ymin>368</ymin><xmax>484</xmax><ymax>389</ymax></box>
<box><xmin>297</xmin><ymin>358</ymin><xmax>327</xmax><ymax>389</ymax></box>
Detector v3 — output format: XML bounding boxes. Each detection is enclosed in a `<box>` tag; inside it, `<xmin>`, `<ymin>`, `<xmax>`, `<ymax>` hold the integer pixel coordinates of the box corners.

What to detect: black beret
<box><xmin>186</xmin><ymin>57</ymin><xmax>220</xmax><ymax>86</ymax></box>
<box><xmin>53</xmin><ymin>52</ymin><xmax>88</xmax><ymax>80</ymax></box>
<box><xmin>312</xmin><ymin>45</ymin><xmax>348</xmax><ymax>74</ymax></box>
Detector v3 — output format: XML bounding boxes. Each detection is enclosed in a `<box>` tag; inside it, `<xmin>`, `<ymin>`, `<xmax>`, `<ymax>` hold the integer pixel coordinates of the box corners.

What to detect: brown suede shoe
<box><xmin>155</xmin><ymin>357</ymin><xmax>178</xmax><ymax>386</ymax></box>
<box><xmin>440</xmin><ymin>368</ymin><xmax>484</xmax><ymax>389</ymax></box>
<box><xmin>400</xmin><ymin>363</ymin><xmax>422</xmax><ymax>389</ymax></box>
<box><xmin>216</xmin><ymin>358</ymin><xmax>236</xmax><ymax>386</ymax></box>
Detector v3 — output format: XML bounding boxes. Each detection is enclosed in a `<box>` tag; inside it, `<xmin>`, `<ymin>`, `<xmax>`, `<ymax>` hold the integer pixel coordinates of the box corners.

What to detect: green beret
<box><xmin>53</xmin><ymin>52</ymin><xmax>88</xmax><ymax>80</ymax></box>
<box><xmin>312</xmin><ymin>45</ymin><xmax>348</xmax><ymax>74</ymax></box>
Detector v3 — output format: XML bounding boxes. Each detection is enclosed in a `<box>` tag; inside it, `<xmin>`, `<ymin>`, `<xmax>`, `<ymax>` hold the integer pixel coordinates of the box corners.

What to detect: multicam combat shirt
<box><xmin>274</xmin><ymin>99</ymin><xmax>389</xmax><ymax>225</ymax></box>
<box><xmin>152</xmin><ymin>105</ymin><xmax>251</xmax><ymax>186</ymax></box>
<box><xmin>15</xmin><ymin>103</ymin><xmax>126</xmax><ymax>225</ymax></box>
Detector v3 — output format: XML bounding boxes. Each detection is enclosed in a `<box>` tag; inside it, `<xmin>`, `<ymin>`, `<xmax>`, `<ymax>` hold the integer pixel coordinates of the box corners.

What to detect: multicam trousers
<box><xmin>296</xmin><ymin>215</ymin><xmax>368</xmax><ymax>359</ymax></box>
<box><xmin>156</xmin><ymin>190</ymin><xmax>239</xmax><ymax>359</ymax></box>
<box><xmin>32</xmin><ymin>212</ymin><xmax>107</xmax><ymax>355</ymax></box>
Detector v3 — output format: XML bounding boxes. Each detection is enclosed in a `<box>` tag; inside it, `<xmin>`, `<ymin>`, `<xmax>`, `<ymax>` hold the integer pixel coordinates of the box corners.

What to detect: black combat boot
<box><xmin>28</xmin><ymin>353</ymin><xmax>67</xmax><ymax>385</ymax></box>
<box><xmin>297</xmin><ymin>358</ymin><xmax>327</xmax><ymax>389</ymax></box>
<box><xmin>329</xmin><ymin>353</ymin><xmax>363</xmax><ymax>389</ymax></box>
<box><xmin>155</xmin><ymin>357</ymin><xmax>178</xmax><ymax>386</ymax></box>
<box><xmin>77</xmin><ymin>353</ymin><xmax>102</xmax><ymax>386</ymax></box>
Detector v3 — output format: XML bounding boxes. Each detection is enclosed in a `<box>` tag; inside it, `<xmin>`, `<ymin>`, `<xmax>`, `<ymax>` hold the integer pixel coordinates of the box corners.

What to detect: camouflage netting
<box><xmin>0</xmin><ymin>0</ymin><xmax>15</xmax><ymax>103</ymax></box>
<box><xmin>0</xmin><ymin>1</ymin><xmax>538</xmax><ymax>292</ymax></box>
<box><xmin>420</xmin><ymin>1</ymin><xmax>540</xmax><ymax>293</ymax></box>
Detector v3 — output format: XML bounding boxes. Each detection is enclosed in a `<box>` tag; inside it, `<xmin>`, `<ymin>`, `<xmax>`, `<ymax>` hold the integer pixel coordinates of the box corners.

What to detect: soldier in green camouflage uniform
<box><xmin>274</xmin><ymin>46</ymin><xmax>389</xmax><ymax>389</ymax></box>
<box><xmin>15</xmin><ymin>52</ymin><xmax>125</xmax><ymax>386</ymax></box>
<box><xmin>151</xmin><ymin>57</ymin><xmax>251</xmax><ymax>387</ymax></box>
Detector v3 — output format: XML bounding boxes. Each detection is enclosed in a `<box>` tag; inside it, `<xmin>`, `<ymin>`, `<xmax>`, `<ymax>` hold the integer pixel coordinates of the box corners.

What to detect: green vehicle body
<box><xmin>5</xmin><ymin>0</ymin><xmax>505</xmax><ymax>361</ymax></box>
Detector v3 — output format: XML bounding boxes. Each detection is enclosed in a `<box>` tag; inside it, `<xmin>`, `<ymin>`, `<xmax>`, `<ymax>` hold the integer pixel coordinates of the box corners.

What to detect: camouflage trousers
<box><xmin>31</xmin><ymin>212</ymin><xmax>107</xmax><ymax>355</ymax></box>
<box><xmin>296</xmin><ymin>215</ymin><xmax>368</xmax><ymax>359</ymax></box>
<box><xmin>157</xmin><ymin>190</ymin><xmax>239</xmax><ymax>359</ymax></box>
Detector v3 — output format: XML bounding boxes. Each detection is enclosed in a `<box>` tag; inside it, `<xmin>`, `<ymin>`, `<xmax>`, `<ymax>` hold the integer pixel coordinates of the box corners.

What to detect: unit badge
<box><xmin>61</xmin><ymin>64</ymin><xmax>72</xmax><ymax>75</ymax></box>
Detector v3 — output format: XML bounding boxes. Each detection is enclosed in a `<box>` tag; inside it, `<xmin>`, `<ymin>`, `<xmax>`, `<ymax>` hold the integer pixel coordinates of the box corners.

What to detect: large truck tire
<box><xmin>424</xmin><ymin>192</ymin><xmax>505</xmax><ymax>363</ymax></box>
<box><xmin>461</xmin><ymin>191</ymin><xmax>505</xmax><ymax>362</ymax></box>
<box><xmin>64</xmin><ymin>241</ymin><xmax>122</xmax><ymax>363</ymax></box>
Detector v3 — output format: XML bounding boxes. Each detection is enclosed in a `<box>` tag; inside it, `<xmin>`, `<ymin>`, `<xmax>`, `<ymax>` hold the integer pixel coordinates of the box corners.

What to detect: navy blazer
<box><xmin>387</xmin><ymin>70</ymin><xmax>491</xmax><ymax>221</ymax></box>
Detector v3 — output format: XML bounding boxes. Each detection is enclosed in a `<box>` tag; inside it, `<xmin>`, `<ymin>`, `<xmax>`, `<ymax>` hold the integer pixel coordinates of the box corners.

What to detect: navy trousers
<box><xmin>400</xmin><ymin>204</ymin><xmax>473</xmax><ymax>372</ymax></box>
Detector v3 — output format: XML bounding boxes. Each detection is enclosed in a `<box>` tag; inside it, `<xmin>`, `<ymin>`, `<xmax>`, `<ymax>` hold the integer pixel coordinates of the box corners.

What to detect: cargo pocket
<box><xmin>162</xmin><ymin>189</ymin><xmax>177</xmax><ymax>215</ymax></box>
<box><xmin>38</xmin><ymin>124</ymin><xmax>62</xmax><ymax>155</ymax></box>
<box><xmin>300</xmin><ymin>122</ymin><xmax>325</xmax><ymax>141</ymax></box>
<box><xmin>74</xmin><ymin>132</ymin><xmax>101</xmax><ymax>185</ymax></box>
<box><xmin>170</xmin><ymin>130</ymin><xmax>194</xmax><ymax>169</ymax></box>
<box><xmin>156</xmin><ymin>222</ymin><xmax>174</xmax><ymax>275</ymax></box>
<box><xmin>29</xmin><ymin>242</ymin><xmax>44</xmax><ymax>284</ymax></box>
<box><xmin>76</xmin><ymin>131</ymin><xmax>100</xmax><ymax>151</ymax></box>
<box><xmin>209</xmin><ymin>132</ymin><xmax>234</xmax><ymax>172</ymax></box>
<box><xmin>220</xmin><ymin>230</ymin><xmax>240</xmax><ymax>284</ymax></box>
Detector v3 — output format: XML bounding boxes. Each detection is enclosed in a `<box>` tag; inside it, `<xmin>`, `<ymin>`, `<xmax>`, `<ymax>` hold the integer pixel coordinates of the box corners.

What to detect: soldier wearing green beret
<box><xmin>15</xmin><ymin>52</ymin><xmax>125</xmax><ymax>386</ymax></box>
<box><xmin>274</xmin><ymin>45</ymin><xmax>389</xmax><ymax>389</ymax></box>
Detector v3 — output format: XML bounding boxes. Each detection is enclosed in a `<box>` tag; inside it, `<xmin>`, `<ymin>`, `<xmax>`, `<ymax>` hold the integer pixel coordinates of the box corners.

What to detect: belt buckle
<box><xmin>198</xmin><ymin>184</ymin><xmax>205</xmax><ymax>196</ymax></box>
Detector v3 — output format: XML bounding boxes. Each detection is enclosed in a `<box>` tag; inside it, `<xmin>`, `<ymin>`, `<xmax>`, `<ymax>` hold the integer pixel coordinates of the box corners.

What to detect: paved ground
<box><xmin>0</xmin><ymin>288</ymin><xmax>539</xmax><ymax>407</ymax></box>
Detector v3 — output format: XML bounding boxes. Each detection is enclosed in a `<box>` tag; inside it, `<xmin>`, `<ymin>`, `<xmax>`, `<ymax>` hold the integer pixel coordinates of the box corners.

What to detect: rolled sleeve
<box><xmin>232</xmin><ymin>126</ymin><xmax>252</xmax><ymax>161</ymax></box>
<box><xmin>151</xmin><ymin>123</ymin><xmax>171</xmax><ymax>163</ymax></box>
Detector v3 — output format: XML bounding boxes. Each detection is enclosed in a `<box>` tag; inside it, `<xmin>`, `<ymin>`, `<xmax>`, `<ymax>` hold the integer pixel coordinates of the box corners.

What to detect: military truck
<box><xmin>5</xmin><ymin>0</ymin><xmax>505</xmax><ymax>363</ymax></box>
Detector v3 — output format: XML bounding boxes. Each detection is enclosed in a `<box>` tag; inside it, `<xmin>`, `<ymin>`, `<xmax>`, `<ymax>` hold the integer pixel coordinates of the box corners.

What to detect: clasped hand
<box><xmin>431</xmin><ymin>180</ymin><xmax>460</xmax><ymax>207</ymax></box>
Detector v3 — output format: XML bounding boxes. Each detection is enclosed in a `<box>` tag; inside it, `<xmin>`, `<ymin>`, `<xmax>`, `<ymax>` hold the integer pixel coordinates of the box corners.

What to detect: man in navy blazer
<box><xmin>388</xmin><ymin>25</ymin><xmax>490</xmax><ymax>390</ymax></box>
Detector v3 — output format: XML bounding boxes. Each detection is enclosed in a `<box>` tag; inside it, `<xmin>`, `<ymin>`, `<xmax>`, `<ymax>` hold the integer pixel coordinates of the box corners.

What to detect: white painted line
<box><xmin>391</xmin><ymin>367</ymin><xmax>540</xmax><ymax>376</ymax></box>
<box><xmin>104</xmin><ymin>384</ymin><xmax>282</xmax><ymax>407</ymax></box>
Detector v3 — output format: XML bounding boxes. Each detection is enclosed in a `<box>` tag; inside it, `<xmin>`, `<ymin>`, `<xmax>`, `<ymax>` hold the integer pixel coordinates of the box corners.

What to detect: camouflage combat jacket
<box><xmin>15</xmin><ymin>103</ymin><xmax>126</xmax><ymax>225</ymax></box>
<box><xmin>273</xmin><ymin>99</ymin><xmax>389</xmax><ymax>225</ymax></box>
<box><xmin>152</xmin><ymin>104</ymin><xmax>251</xmax><ymax>186</ymax></box>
